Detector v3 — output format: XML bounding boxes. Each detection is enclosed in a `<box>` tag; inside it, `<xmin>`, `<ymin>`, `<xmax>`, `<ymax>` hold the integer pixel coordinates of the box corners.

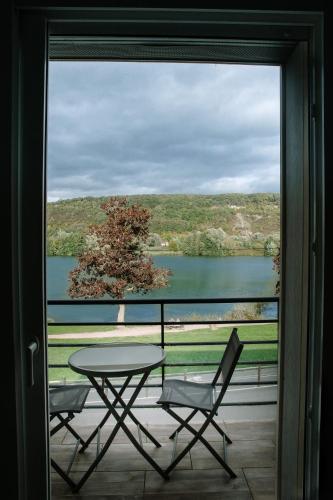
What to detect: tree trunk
<box><xmin>117</xmin><ymin>303</ymin><xmax>125</xmax><ymax>325</ymax></box>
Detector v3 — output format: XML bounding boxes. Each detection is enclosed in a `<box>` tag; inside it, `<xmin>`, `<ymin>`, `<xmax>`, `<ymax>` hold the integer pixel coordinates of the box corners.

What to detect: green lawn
<box><xmin>48</xmin><ymin>324</ymin><xmax>278</xmax><ymax>382</ymax></box>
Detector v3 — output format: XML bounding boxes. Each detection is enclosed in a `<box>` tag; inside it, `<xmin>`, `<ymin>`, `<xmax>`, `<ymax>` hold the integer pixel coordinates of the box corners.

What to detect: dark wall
<box><xmin>6</xmin><ymin>2</ymin><xmax>331</xmax><ymax>499</ymax></box>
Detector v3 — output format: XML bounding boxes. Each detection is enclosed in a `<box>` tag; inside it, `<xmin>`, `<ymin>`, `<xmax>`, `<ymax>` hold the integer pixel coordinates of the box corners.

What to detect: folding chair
<box><xmin>49</xmin><ymin>385</ymin><xmax>90</xmax><ymax>489</ymax></box>
<box><xmin>157</xmin><ymin>328</ymin><xmax>243</xmax><ymax>478</ymax></box>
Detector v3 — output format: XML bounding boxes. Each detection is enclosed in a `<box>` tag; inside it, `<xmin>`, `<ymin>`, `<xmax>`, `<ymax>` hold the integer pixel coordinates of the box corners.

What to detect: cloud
<box><xmin>47</xmin><ymin>61</ymin><xmax>280</xmax><ymax>200</ymax></box>
<box><xmin>200</xmin><ymin>165</ymin><xmax>279</xmax><ymax>194</ymax></box>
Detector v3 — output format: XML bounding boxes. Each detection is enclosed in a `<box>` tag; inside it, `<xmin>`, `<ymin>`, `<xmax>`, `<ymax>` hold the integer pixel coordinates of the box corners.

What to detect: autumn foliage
<box><xmin>68</xmin><ymin>197</ymin><xmax>171</xmax><ymax>300</ymax></box>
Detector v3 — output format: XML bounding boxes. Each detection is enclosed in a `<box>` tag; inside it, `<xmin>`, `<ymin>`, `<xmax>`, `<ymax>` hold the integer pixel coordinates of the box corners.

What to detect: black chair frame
<box><xmin>49</xmin><ymin>385</ymin><xmax>90</xmax><ymax>489</ymax></box>
<box><xmin>157</xmin><ymin>328</ymin><xmax>243</xmax><ymax>478</ymax></box>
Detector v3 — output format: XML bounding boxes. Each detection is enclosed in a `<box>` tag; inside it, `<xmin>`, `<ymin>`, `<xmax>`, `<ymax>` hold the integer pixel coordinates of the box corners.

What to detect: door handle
<box><xmin>27</xmin><ymin>338</ymin><xmax>39</xmax><ymax>387</ymax></box>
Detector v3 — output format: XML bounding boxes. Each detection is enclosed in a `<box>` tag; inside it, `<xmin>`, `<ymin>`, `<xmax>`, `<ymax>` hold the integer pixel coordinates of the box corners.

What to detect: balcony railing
<box><xmin>48</xmin><ymin>296</ymin><xmax>279</xmax><ymax>409</ymax></box>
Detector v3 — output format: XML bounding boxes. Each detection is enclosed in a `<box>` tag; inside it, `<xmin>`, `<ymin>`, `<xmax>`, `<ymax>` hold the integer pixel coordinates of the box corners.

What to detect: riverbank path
<box><xmin>47</xmin><ymin>323</ymin><xmax>256</xmax><ymax>339</ymax></box>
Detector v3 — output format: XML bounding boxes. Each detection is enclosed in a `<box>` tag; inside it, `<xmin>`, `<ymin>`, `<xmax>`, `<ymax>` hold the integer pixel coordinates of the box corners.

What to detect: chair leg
<box><xmin>163</xmin><ymin>406</ymin><xmax>237</xmax><ymax>479</ymax></box>
<box><xmin>201</xmin><ymin>410</ymin><xmax>232</xmax><ymax>444</ymax></box>
<box><xmin>50</xmin><ymin>414</ymin><xmax>72</xmax><ymax>437</ymax></box>
<box><xmin>51</xmin><ymin>458</ymin><xmax>77</xmax><ymax>491</ymax></box>
<box><xmin>64</xmin><ymin>421</ymin><xmax>87</xmax><ymax>446</ymax></box>
<box><xmin>169</xmin><ymin>409</ymin><xmax>232</xmax><ymax>444</ymax></box>
<box><xmin>169</xmin><ymin>408</ymin><xmax>198</xmax><ymax>439</ymax></box>
<box><xmin>56</xmin><ymin>413</ymin><xmax>87</xmax><ymax>446</ymax></box>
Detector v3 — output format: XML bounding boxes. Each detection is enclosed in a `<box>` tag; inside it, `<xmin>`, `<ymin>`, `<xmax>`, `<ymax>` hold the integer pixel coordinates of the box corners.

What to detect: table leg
<box><xmin>74</xmin><ymin>372</ymin><xmax>168</xmax><ymax>492</ymax></box>
<box><xmin>104</xmin><ymin>377</ymin><xmax>162</xmax><ymax>448</ymax></box>
<box><xmin>79</xmin><ymin>375</ymin><xmax>132</xmax><ymax>453</ymax></box>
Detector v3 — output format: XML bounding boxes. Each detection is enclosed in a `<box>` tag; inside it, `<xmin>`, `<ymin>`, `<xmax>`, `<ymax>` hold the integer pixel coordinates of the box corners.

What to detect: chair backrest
<box><xmin>211</xmin><ymin>328</ymin><xmax>243</xmax><ymax>408</ymax></box>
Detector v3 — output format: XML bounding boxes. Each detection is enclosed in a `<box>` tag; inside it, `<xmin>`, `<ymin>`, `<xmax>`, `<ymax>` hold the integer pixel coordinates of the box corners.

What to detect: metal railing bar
<box><xmin>48</xmin><ymin>322</ymin><xmax>161</xmax><ymax>327</ymax></box>
<box><xmin>161</xmin><ymin>303</ymin><xmax>165</xmax><ymax>384</ymax></box>
<box><xmin>48</xmin><ymin>343</ymin><xmax>163</xmax><ymax>348</ymax></box>
<box><xmin>163</xmin><ymin>319</ymin><xmax>278</xmax><ymax>324</ymax></box>
<box><xmin>224</xmin><ymin>381</ymin><xmax>277</xmax><ymax>386</ymax></box>
<box><xmin>49</xmin><ymin>358</ymin><xmax>278</xmax><ymax>368</ymax></box>
<box><xmin>165</xmin><ymin>361</ymin><xmax>278</xmax><ymax>366</ymax></box>
<box><xmin>48</xmin><ymin>296</ymin><xmax>279</xmax><ymax>305</ymax></box>
<box><xmin>48</xmin><ymin>319</ymin><xmax>279</xmax><ymax>335</ymax></box>
<box><xmin>164</xmin><ymin>340</ymin><xmax>278</xmax><ymax>346</ymax></box>
<box><xmin>48</xmin><ymin>340</ymin><xmax>278</xmax><ymax>347</ymax></box>
<box><xmin>48</xmin><ymin>380</ymin><xmax>277</xmax><ymax>388</ymax></box>
<box><xmin>47</xmin><ymin>319</ymin><xmax>278</xmax><ymax>326</ymax></box>
<box><xmin>81</xmin><ymin>401</ymin><xmax>277</xmax><ymax>409</ymax></box>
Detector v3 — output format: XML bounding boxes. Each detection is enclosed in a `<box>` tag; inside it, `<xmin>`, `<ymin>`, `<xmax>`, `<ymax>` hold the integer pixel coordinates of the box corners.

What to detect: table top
<box><xmin>68</xmin><ymin>342</ymin><xmax>166</xmax><ymax>377</ymax></box>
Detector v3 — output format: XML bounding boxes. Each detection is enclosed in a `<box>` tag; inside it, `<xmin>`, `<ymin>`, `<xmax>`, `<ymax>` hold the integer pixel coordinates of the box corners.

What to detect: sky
<box><xmin>47</xmin><ymin>61</ymin><xmax>280</xmax><ymax>202</ymax></box>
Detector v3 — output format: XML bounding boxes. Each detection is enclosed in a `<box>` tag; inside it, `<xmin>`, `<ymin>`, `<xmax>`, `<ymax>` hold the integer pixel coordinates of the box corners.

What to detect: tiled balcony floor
<box><xmin>51</xmin><ymin>417</ymin><xmax>276</xmax><ymax>499</ymax></box>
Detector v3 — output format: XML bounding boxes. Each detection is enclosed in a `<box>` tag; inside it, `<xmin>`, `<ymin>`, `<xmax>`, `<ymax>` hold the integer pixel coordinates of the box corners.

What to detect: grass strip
<box><xmin>48</xmin><ymin>323</ymin><xmax>278</xmax><ymax>381</ymax></box>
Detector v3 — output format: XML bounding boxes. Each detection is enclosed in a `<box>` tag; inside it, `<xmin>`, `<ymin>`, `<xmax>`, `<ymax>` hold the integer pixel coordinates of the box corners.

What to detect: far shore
<box><xmin>48</xmin><ymin>249</ymin><xmax>274</xmax><ymax>258</ymax></box>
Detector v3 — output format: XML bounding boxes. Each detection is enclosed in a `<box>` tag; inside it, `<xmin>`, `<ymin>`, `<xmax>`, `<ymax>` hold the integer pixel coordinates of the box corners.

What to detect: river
<box><xmin>47</xmin><ymin>255</ymin><xmax>278</xmax><ymax>323</ymax></box>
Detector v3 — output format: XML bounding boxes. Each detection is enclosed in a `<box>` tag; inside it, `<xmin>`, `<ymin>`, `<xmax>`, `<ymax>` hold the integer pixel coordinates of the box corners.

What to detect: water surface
<box><xmin>47</xmin><ymin>255</ymin><xmax>278</xmax><ymax>323</ymax></box>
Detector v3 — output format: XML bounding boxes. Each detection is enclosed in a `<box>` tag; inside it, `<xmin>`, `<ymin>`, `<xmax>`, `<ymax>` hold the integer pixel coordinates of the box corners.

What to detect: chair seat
<box><xmin>50</xmin><ymin>385</ymin><xmax>90</xmax><ymax>414</ymax></box>
<box><xmin>157</xmin><ymin>379</ymin><xmax>214</xmax><ymax>411</ymax></box>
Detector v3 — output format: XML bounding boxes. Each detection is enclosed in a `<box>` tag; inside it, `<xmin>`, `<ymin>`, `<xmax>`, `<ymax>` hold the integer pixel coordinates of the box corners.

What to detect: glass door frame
<box><xmin>12</xmin><ymin>7</ymin><xmax>324</xmax><ymax>499</ymax></box>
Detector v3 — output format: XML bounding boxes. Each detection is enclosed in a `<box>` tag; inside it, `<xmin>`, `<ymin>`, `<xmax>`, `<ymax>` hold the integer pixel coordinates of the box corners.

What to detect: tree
<box><xmin>200</xmin><ymin>228</ymin><xmax>227</xmax><ymax>256</ymax></box>
<box><xmin>181</xmin><ymin>228</ymin><xmax>230</xmax><ymax>256</ymax></box>
<box><xmin>264</xmin><ymin>236</ymin><xmax>278</xmax><ymax>256</ymax></box>
<box><xmin>68</xmin><ymin>197</ymin><xmax>171</xmax><ymax>322</ymax></box>
<box><xmin>146</xmin><ymin>232</ymin><xmax>163</xmax><ymax>248</ymax></box>
<box><xmin>181</xmin><ymin>231</ymin><xmax>205</xmax><ymax>256</ymax></box>
<box><xmin>47</xmin><ymin>229</ymin><xmax>86</xmax><ymax>256</ymax></box>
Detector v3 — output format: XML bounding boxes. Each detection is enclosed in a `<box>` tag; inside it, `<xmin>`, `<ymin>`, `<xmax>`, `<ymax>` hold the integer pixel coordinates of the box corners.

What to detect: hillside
<box><xmin>47</xmin><ymin>193</ymin><xmax>280</xmax><ymax>257</ymax></box>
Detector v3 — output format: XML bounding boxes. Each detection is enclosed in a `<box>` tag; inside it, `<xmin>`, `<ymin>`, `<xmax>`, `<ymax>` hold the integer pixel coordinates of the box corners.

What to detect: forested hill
<box><xmin>47</xmin><ymin>193</ymin><xmax>280</xmax><ymax>257</ymax></box>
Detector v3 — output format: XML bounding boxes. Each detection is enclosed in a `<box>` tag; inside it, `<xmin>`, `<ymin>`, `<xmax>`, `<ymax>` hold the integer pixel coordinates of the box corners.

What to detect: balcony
<box><xmin>49</xmin><ymin>296</ymin><xmax>278</xmax><ymax>498</ymax></box>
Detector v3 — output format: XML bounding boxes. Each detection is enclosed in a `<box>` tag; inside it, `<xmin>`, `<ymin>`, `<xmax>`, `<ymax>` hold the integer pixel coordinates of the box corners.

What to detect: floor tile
<box><xmin>144</xmin><ymin>493</ymin><xmax>251</xmax><ymax>500</ymax></box>
<box><xmin>51</xmin><ymin>470</ymin><xmax>144</xmax><ymax>497</ymax></box>
<box><xmin>190</xmin><ymin>439</ymin><xmax>275</xmax><ymax>469</ymax></box>
<box><xmin>243</xmin><ymin>467</ymin><xmax>275</xmax><ymax>499</ymax></box>
<box><xmin>224</xmin><ymin>420</ymin><xmax>276</xmax><ymax>441</ymax></box>
<box><xmin>145</xmin><ymin>468</ymin><xmax>249</xmax><ymax>495</ymax></box>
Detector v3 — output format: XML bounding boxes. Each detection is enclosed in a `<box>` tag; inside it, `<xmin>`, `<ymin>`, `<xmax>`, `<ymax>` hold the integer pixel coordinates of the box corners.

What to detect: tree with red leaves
<box><xmin>68</xmin><ymin>197</ymin><xmax>171</xmax><ymax>323</ymax></box>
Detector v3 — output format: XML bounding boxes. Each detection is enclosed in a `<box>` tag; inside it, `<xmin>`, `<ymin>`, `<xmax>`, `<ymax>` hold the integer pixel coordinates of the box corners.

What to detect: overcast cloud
<box><xmin>47</xmin><ymin>61</ymin><xmax>280</xmax><ymax>201</ymax></box>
